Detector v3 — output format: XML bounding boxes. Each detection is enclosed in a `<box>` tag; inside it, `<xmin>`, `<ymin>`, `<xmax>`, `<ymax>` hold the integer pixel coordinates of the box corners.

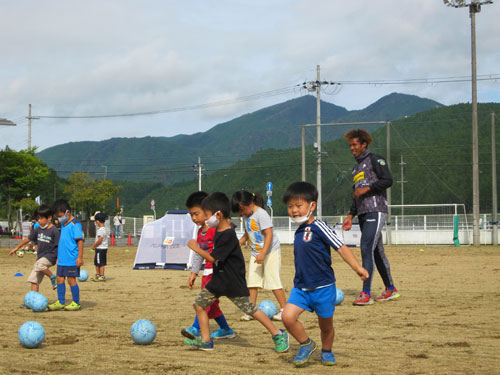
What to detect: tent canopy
<box><xmin>133</xmin><ymin>211</ymin><xmax>197</xmax><ymax>270</ymax></box>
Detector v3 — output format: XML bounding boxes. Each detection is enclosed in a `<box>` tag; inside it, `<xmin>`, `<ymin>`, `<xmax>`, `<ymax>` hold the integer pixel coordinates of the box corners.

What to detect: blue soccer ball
<box><xmin>30</xmin><ymin>293</ymin><xmax>48</xmax><ymax>312</ymax></box>
<box><xmin>258</xmin><ymin>300</ymin><xmax>278</xmax><ymax>319</ymax></box>
<box><xmin>18</xmin><ymin>321</ymin><xmax>45</xmax><ymax>349</ymax></box>
<box><xmin>130</xmin><ymin>319</ymin><xmax>156</xmax><ymax>345</ymax></box>
<box><xmin>24</xmin><ymin>291</ymin><xmax>39</xmax><ymax>309</ymax></box>
<box><xmin>335</xmin><ymin>288</ymin><xmax>344</xmax><ymax>305</ymax></box>
<box><xmin>78</xmin><ymin>270</ymin><xmax>88</xmax><ymax>282</ymax></box>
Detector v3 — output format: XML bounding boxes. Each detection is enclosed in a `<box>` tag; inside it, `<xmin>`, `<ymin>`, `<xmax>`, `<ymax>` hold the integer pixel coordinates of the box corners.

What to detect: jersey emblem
<box><xmin>303</xmin><ymin>227</ymin><xmax>313</xmax><ymax>242</ymax></box>
<box><xmin>377</xmin><ymin>159</ymin><xmax>386</xmax><ymax>166</ymax></box>
<box><xmin>353</xmin><ymin>171</ymin><xmax>365</xmax><ymax>184</ymax></box>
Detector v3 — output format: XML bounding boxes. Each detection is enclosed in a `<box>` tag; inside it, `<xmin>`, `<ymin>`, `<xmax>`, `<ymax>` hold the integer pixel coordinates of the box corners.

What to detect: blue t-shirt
<box><xmin>293</xmin><ymin>219</ymin><xmax>344</xmax><ymax>290</ymax></box>
<box><xmin>58</xmin><ymin>218</ymin><xmax>84</xmax><ymax>266</ymax></box>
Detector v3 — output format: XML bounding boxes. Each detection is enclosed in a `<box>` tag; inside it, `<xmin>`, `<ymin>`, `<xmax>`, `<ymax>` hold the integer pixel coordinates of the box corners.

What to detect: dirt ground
<box><xmin>1</xmin><ymin>244</ymin><xmax>499</xmax><ymax>375</ymax></box>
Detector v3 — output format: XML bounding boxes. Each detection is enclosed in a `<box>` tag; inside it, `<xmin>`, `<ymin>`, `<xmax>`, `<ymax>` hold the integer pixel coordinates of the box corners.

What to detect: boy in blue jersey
<box><xmin>281</xmin><ymin>182</ymin><xmax>369</xmax><ymax>367</ymax></box>
<box><xmin>48</xmin><ymin>199</ymin><xmax>85</xmax><ymax>311</ymax></box>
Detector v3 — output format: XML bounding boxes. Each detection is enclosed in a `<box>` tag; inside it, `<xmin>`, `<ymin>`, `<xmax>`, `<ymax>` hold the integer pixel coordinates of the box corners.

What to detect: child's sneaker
<box><xmin>50</xmin><ymin>275</ymin><xmax>57</xmax><ymax>290</ymax></box>
<box><xmin>181</xmin><ymin>326</ymin><xmax>200</xmax><ymax>340</ymax></box>
<box><xmin>321</xmin><ymin>351</ymin><xmax>336</xmax><ymax>366</ymax></box>
<box><xmin>185</xmin><ymin>337</ymin><xmax>214</xmax><ymax>351</ymax></box>
<box><xmin>293</xmin><ymin>339</ymin><xmax>317</xmax><ymax>366</ymax></box>
<box><xmin>91</xmin><ymin>274</ymin><xmax>101</xmax><ymax>282</ymax></box>
<box><xmin>375</xmin><ymin>288</ymin><xmax>400</xmax><ymax>302</ymax></box>
<box><xmin>273</xmin><ymin>308</ymin><xmax>283</xmax><ymax>321</ymax></box>
<box><xmin>353</xmin><ymin>292</ymin><xmax>374</xmax><ymax>306</ymax></box>
<box><xmin>210</xmin><ymin>328</ymin><xmax>236</xmax><ymax>340</ymax></box>
<box><xmin>99</xmin><ymin>275</ymin><xmax>106</xmax><ymax>282</ymax></box>
<box><xmin>48</xmin><ymin>300</ymin><xmax>65</xmax><ymax>311</ymax></box>
<box><xmin>64</xmin><ymin>301</ymin><xmax>81</xmax><ymax>311</ymax></box>
<box><xmin>240</xmin><ymin>313</ymin><xmax>254</xmax><ymax>321</ymax></box>
<box><xmin>272</xmin><ymin>329</ymin><xmax>289</xmax><ymax>353</ymax></box>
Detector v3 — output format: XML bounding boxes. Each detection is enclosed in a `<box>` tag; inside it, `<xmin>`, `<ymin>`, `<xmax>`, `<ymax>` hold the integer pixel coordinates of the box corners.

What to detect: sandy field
<box><xmin>1</xmin><ymin>243</ymin><xmax>499</xmax><ymax>375</ymax></box>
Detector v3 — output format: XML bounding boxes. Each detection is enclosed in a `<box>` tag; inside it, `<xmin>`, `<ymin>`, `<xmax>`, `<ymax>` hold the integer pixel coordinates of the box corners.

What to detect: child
<box><xmin>91</xmin><ymin>212</ymin><xmax>108</xmax><ymax>282</ymax></box>
<box><xmin>281</xmin><ymin>182</ymin><xmax>369</xmax><ymax>366</ymax></box>
<box><xmin>181</xmin><ymin>191</ymin><xmax>235</xmax><ymax>340</ymax></box>
<box><xmin>48</xmin><ymin>199</ymin><xmax>85</xmax><ymax>311</ymax></box>
<box><xmin>185</xmin><ymin>192</ymin><xmax>289</xmax><ymax>352</ymax></box>
<box><xmin>10</xmin><ymin>204</ymin><xmax>59</xmax><ymax>293</ymax></box>
<box><xmin>231</xmin><ymin>190</ymin><xmax>286</xmax><ymax>321</ymax></box>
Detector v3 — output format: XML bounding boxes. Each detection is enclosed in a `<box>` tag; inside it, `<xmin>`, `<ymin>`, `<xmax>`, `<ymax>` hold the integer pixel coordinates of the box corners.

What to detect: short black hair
<box><xmin>201</xmin><ymin>192</ymin><xmax>230</xmax><ymax>218</ymax></box>
<box><xmin>231</xmin><ymin>190</ymin><xmax>265</xmax><ymax>213</ymax></box>
<box><xmin>53</xmin><ymin>199</ymin><xmax>71</xmax><ymax>215</ymax></box>
<box><xmin>185</xmin><ymin>191</ymin><xmax>209</xmax><ymax>209</ymax></box>
<box><xmin>34</xmin><ymin>204</ymin><xmax>53</xmax><ymax>219</ymax></box>
<box><xmin>282</xmin><ymin>181</ymin><xmax>318</xmax><ymax>204</ymax></box>
<box><xmin>95</xmin><ymin>212</ymin><xmax>106</xmax><ymax>223</ymax></box>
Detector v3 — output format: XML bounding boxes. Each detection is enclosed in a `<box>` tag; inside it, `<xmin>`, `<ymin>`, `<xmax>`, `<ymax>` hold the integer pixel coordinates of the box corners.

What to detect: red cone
<box><xmin>127</xmin><ymin>233</ymin><xmax>132</xmax><ymax>246</ymax></box>
<box><xmin>111</xmin><ymin>234</ymin><xmax>116</xmax><ymax>246</ymax></box>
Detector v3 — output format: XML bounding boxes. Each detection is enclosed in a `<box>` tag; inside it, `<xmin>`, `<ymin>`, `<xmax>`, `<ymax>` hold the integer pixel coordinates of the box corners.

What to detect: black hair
<box><xmin>231</xmin><ymin>190</ymin><xmax>265</xmax><ymax>213</ymax></box>
<box><xmin>23</xmin><ymin>214</ymin><xmax>31</xmax><ymax>221</ymax></box>
<box><xmin>282</xmin><ymin>181</ymin><xmax>318</xmax><ymax>204</ymax></box>
<box><xmin>53</xmin><ymin>199</ymin><xmax>71</xmax><ymax>215</ymax></box>
<box><xmin>185</xmin><ymin>191</ymin><xmax>209</xmax><ymax>209</ymax></box>
<box><xmin>34</xmin><ymin>204</ymin><xmax>53</xmax><ymax>219</ymax></box>
<box><xmin>95</xmin><ymin>212</ymin><xmax>106</xmax><ymax>223</ymax></box>
<box><xmin>201</xmin><ymin>192</ymin><xmax>231</xmax><ymax>218</ymax></box>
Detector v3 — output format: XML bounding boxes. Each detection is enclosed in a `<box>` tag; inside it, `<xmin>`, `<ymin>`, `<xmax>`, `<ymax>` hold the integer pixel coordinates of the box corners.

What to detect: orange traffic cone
<box><xmin>127</xmin><ymin>233</ymin><xmax>132</xmax><ymax>246</ymax></box>
<box><xmin>111</xmin><ymin>234</ymin><xmax>116</xmax><ymax>246</ymax></box>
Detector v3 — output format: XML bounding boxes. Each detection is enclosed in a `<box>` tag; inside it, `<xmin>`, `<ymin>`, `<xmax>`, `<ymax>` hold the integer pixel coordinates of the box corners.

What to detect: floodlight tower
<box><xmin>443</xmin><ymin>0</ymin><xmax>492</xmax><ymax>245</ymax></box>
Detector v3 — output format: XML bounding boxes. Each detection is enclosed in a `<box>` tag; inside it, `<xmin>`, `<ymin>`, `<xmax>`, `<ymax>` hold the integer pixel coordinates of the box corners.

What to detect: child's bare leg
<box><xmin>42</xmin><ymin>269</ymin><xmax>53</xmax><ymax>278</ymax></box>
<box><xmin>249</xmin><ymin>287</ymin><xmax>258</xmax><ymax>305</ymax></box>
<box><xmin>194</xmin><ymin>304</ymin><xmax>210</xmax><ymax>341</ymax></box>
<box><xmin>95</xmin><ymin>266</ymin><xmax>100</xmax><ymax>275</ymax></box>
<box><xmin>30</xmin><ymin>283</ymin><xmax>39</xmax><ymax>292</ymax></box>
<box><xmin>272</xmin><ymin>288</ymin><xmax>287</xmax><ymax>309</ymax></box>
<box><xmin>98</xmin><ymin>266</ymin><xmax>105</xmax><ymax>276</ymax></box>
<box><xmin>282</xmin><ymin>303</ymin><xmax>308</xmax><ymax>343</ymax></box>
<box><xmin>318</xmin><ymin>316</ymin><xmax>334</xmax><ymax>351</ymax></box>
<box><xmin>251</xmin><ymin>309</ymin><xmax>279</xmax><ymax>336</ymax></box>
<box><xmin>67</xmin><ymin>276</ymin><xmax>77</xmax><ymax>287</ymax></box>
<box><xmin>56</xmin><ymin>275</ymin><xmax>65</xmax><ymax>284</ymax></box>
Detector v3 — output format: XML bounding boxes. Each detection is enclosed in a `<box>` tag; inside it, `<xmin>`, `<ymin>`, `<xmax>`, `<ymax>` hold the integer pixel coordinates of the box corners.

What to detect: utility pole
<box><xmin>194</xmin><ymin>157</ymin><xmax>203</xmax><ymax>191</ymax></box>
<box><xmin>101</xmin><ymin>165</ymin><xmax>108</xmax><ymax>180</ymax></box>
<box><xmin>386</xmin><ymin>121</ymin><xmax>392</xmax><ymax>245</ymax></box>
<box><xmin>26</xmin><ymin>104</ymin><xmax>39</xmax><ymax>150</ymax></box>
<box><xmin>492</xmin><ymin>112</ymin><xmax>498</xmax><ymax>245</ymax></box>
<box><xmin>398</xmin><ymin>155</ymin><xmax>407</xmax><ymax>217</ymax></box>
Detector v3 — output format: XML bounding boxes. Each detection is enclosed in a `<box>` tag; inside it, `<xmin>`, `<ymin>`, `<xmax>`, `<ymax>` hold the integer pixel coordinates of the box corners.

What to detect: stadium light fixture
<box><xmin>444</xmin><ymin>0</ymin><xmax>493</xmax><ymax>245</ymax></box>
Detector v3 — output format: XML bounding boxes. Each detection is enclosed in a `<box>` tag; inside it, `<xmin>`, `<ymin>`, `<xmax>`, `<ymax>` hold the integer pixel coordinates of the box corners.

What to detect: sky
<box><xmin>0</xmin><ymin>0</ymin><xmax>499</xmax><ymax>151</ymax></box>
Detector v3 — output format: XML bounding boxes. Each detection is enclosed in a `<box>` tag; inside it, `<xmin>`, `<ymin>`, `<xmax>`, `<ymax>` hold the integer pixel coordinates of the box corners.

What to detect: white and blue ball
<box><xmin>24</xmin><ymin>291</ymin><xmax>38</xmax><ymax>309</ymax></box>
<box><xmin>18</xmin><ymin>321</ymin><xmax>45</xmax><ymax>348</ymax></box>
<box><xmin>258</xmin><ymin>300</ymin><xmax>278</xmax><ymax>319</ymax></box>
<box><xmin>78</xmin><ymin>269</ymin><xmax>88</xmax><ymax>282</ymax></box>
<box><xmin>30</xmin><ymin>293</ymin><xmax>48</xmax><ymax>312</ymax></box>
<box><xmin>130</xmin><ymin>319</ymin><xmax>156</xmax><ymax>345</ymax></box>
<box><xmin>335</xmin><ymin>288</ymin><xmax>344</xmax><ymax>305</ymax></box>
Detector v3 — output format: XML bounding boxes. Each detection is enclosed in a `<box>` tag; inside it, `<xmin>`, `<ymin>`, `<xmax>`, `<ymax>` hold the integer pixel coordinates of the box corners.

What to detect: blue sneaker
<box><xmin>181</xmin><ymin>326</ymin><xmax>200</xmax><ymax>340</ymax></box>
<box><xmin>294</xmin><ymin>339</ymin><xmax>317</xmax><ymax>366</ymax></box>
<box><xmin>210</xmin><ymin>328</ymin><xmax>236</xmax><ymax>339</ymax></box>
<box><xmin>185</xmin><ymin>337</ymin><xmax>214</xmax><ymax>351</ymax></box>
<box><xmin>321</xmin><ymin>351</ymin><xmax>336</xmax><ymax>366</ymax></box>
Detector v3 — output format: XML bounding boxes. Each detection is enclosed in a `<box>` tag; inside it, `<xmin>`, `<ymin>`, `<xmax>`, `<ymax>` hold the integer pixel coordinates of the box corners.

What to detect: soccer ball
<box><xmin>258</xmin><ymin>300</ymin><xmax>278</xmax><ymax>319</ymax></box>
<box><xmin>335</xmin><ymin>288</ymin><xmax>344</xmax><ymax>305</ymax></box>
<box><xmin>130</xmin><ymin>319</ymin><xmax>156</xmax><ymax>345</ymax></box>
<box><xmin>78</xmin><ymin>270</ymin><xmax>88</xmax><ymax>282</ymax></box>
<box><xmin>17</xmin><ymin>250</ymin><xmax>24</xmax><ymax>258</ymax></box>
<box><xmin>30</xmin><ymin>293</ymin><xmax>48</xmax><ymax>312</ymax></box>
<box><xmin>18</xmin><ymin>321</ymin><xmax>45</xmax><ymax>349</ymax></box>
<box><xmin>24</xmin><ymin>291</ymin><xmax>39</xmax><ymax>309</ymax></box>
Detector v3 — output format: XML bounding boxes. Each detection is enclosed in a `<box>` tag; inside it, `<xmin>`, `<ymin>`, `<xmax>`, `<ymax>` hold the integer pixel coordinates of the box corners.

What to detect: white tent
<box><xmin>133</xmin><ymin>211</ymin><xmax>197</xmax><ymax>270</ymax></box>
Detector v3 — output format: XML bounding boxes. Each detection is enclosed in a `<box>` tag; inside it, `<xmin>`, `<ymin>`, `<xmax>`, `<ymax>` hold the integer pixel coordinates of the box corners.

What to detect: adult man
<box><xmin>113</xmin><ymin>211</ymin><xmax>122</xmax><ymax>238</ymax></box>
<box><xmin>342</xmin><ymin>128</ymin><xmax>399</xmax><ymax>306</ymax></box>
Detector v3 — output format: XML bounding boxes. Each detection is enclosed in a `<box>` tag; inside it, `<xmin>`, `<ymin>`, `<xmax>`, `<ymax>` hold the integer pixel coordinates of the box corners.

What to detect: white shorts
<box><xmin>28</xmin><ymin>257</ymin><xmax>54</xmax><ymax>285</ymax></box>
<box><xmin>247</xmin><ymin>248</ymin><xmax>283</xmax><ymax>290</ymax></box>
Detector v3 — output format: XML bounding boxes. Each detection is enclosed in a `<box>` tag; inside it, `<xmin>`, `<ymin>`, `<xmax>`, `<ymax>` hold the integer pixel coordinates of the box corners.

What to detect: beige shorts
<box><xmin>28</xmin><ymin>257</ymin><xmax>54</xmax><ymax>285</ymax></box>
<box><xmin>247</xmin><ymin>248</ymin><xmax>283</xmax><ymax>290</ymax></box>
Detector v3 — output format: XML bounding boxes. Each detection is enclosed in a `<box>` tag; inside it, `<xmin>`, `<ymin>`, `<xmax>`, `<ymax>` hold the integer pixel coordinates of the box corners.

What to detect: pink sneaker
<box><xmin>375</xmin><ymin>288</ymin><xmax>400</xmax><ymax>302</ymax></box>
<box><xmin>353</xmin><ymin>292</ymin><xmax>373</xmax><ymax>306</ymax></box>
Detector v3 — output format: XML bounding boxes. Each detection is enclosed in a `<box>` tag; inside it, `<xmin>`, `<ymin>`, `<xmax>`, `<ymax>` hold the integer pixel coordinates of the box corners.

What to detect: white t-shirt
<box><xmin>96</xmin><ymin>226</ymin><xmax>108</xmax><ymax>249</ymax></box>
<box><xmin>243</xmin><ymin>207</ymin><xmax>280</xmax><ymax>257</ymax></box>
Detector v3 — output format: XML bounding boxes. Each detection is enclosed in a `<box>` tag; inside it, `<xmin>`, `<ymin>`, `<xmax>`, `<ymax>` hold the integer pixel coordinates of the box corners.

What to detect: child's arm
<box><xmin>187</xmin><ymin>239</ymin><xmax>216</xmax><ymax>263</ymax></box>
<box><xmin>76</xmin><ymin>239</ymin><xmax>84</xmax><ymax>267</ymax></box>
<box><xmin>188</xmin><ymin>273</ymin><xmax>197</xmax><ymax>289</ymax></box>
<box><xmin>255</xmin><ymin>227</ymin><xmax>273</xmax><ymax>264</ymax></box>
<box><xmin>238</xmin><ymin>231</ymin><xmax>249</xmax><ymax>247</ymax></box>
<box><xmin>9</xmin><ymin>238</ymin><xmax>30</xmax><ymax>255</ymax></box>
<box><xmin>91</xmin><ymin>236</ymin><xmax>103</xmax><ymax>250</ymax></box>
<box><xmin>337</xmin><ymin>244</ymin><xmax>369</xmax><ymax>280</ymax></box>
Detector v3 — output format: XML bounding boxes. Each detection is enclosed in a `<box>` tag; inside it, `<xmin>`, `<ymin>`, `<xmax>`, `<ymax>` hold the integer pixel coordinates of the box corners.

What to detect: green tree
<box><xmin>0</xmin><ymin>148</ymin><xmax>50</xmax><ymax>229</ymax></box>
<box><xmin>12</xmin><ymin>197</ymin><xmax>39</xmax><ymax>217</ymax></box>
<box><xmin>64</xmin><ymin>173</ymin><xmax>121</xmax><ymax>236</ymax></box>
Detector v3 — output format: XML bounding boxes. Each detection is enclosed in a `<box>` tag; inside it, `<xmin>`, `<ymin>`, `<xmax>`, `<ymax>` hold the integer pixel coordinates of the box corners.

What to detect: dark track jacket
<box><xmin>348</xmin><ymin>149</ymin><xmax>393</xmax><ymax>217</ymax></box>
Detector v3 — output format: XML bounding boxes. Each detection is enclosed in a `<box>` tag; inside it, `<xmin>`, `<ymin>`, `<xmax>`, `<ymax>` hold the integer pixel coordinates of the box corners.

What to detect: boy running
<box><xmin>184</xmin><ymin>192</ymin><xmax>289</xmax><ymax>352</ymax></box>
<box><xmin>281</xmin><ymin>182</ymin><xmax>369</xmax><ymax>366</ymax></box>
<box><xmin>48</xmin><ymin>199</ymin><xmax>84</xmax><ymax>311</ymax></box>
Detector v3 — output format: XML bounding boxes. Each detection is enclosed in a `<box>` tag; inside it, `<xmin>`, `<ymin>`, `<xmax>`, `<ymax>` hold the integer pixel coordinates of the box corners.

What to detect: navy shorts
<box><xmin>94</xmin><ymin>249</ymin><xmax>108</xmax><ymax>267</ymax></box>
<box><xmin>287</xmin><ymin>284</ymin><xmax>336</xmax><ymax>318</ymax></box>
<box><xmin>57</xmin><ymin>265</ymin><xmax>80</xmax><ymax>278</ymax></box>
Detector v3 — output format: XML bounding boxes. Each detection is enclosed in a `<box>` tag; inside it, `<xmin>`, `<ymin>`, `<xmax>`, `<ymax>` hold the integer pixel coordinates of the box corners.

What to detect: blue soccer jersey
<box><xmin>293</xmin><ymin>219</ymin><xmax>344</xmax><ymax>290</ymax></box>
<box><xmin>58</xmin><ymin>218</ymin><xmax>84</xmax><ymax>266</ymax></box>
